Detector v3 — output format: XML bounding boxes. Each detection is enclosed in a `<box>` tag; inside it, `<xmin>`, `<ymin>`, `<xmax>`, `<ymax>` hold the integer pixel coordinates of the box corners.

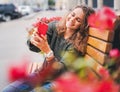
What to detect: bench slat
<box><xmin>85</xmin><ymin>54</ymin><xmax>103</xmax><ymax>74</ymax></box>
<box><xmin>86</xmin><ymin>45</ymin><xmax>108</xmax><ymax>65</ymax></box>
<box><xmin>84</xmin><ymin>27</ymin><xmax>114</xmax><ymax>76</ymax></box>
<box><xmin>87</xmin><ymin>36</ymin><xmax>112</xmax><ymax>53</ymax></box>
<box><xmin>89</xmin><ymin>27</ymin><xmax>114</xmax><ymax>42</ymax></box>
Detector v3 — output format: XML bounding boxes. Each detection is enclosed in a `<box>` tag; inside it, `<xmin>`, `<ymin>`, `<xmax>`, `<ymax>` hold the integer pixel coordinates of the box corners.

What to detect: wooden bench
<box><xmin>27</xmin><ymin>27</ymin><xmax>114</xmax><ymax>76</ymax></box>
<box><xmin>85</xmin><ymin>27</ymin><xmax>114</xmax><ymax>75</ymax></box>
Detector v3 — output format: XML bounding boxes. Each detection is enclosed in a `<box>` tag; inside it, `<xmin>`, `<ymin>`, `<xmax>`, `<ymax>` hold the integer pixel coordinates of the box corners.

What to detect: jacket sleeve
<box><xmin>27</xmin><ymin>38</ymin><xmax>40</xmax><ymax>52</ymax></box>
<box><xmin>26</xmin><ymin>47</ymin><xmax>79</xmax><ymax>88</ymax></box>
<box><xmin>26</xmin><ymin>57</ymin><xmax>66</xmax><ymax>88</ymax></box>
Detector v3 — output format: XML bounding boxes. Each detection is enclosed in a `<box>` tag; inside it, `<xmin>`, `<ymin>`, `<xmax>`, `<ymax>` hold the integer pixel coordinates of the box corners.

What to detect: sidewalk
<box><xmin>22</xmin><ymin>10</ymin><xmax>68</xmax><ymax>20</ymax></box>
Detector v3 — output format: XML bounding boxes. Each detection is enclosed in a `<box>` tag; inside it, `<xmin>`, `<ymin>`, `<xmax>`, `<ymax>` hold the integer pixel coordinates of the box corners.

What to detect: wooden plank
<box><xmin>84</xmin><ymin>27</ymin><xmax>114</xmax><ymax>76</ymax></box>
<box><xmin>84</xmin><ymin>54</ymin><xmax>103</xmax><ymax>74</ymax></box>
<box><xmin>86</xmin><ymin>45</ymin><xmax>109</xmax><ymax>65</ymax></box>
<box><xmin>83</xmin><ymin>67</ymin><xmax>100</xmax><ymax>79</ymax></box>
<box><xmin>87</xmin><ymin>37</ymin><xmax>112</xmax><ymax>53</ymax></box>
<box><xmin>89</xmin><ymin>27</ymin><xmax>114</xmax><ymax>42</ymax></box>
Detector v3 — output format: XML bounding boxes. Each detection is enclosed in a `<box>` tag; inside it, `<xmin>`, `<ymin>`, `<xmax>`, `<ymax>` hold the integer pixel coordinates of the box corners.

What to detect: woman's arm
<box><xmin>26</xmin><ymin>21</ymin><xmax>57</xmax><ymax>53</ymax></box>
<box><xmin>26</xmin><ymin>43</ymin><xmax>80</xmax><ymax>89</ymax></box>
<box><xmin>39</xmin><ymin>47</ymin><xmax>79</xmax><ymax>81</ymax></box>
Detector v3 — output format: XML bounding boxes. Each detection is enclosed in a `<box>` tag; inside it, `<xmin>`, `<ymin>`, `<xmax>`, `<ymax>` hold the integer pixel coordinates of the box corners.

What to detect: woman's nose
<box><xmin>70</xmin><ymin>17</ymin><xmax>75</xmax><ymax>22</ymax></box>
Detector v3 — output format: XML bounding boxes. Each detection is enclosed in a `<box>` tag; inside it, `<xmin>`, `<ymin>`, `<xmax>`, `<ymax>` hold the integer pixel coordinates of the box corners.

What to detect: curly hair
<box><xmin>56</xmin><ymin>5</ymin><xmax>95</xmax><ymax>55</ymax></box>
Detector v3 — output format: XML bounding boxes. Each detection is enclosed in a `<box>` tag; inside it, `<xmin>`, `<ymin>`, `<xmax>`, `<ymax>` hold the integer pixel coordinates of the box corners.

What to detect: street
<box><xmin>0</xmin><ymin>10</ymin><xmax>67</xmax><ymax>91</ymax></box>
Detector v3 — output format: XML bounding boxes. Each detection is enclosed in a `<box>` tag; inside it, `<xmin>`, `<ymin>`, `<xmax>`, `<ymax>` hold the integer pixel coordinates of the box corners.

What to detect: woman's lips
<box><xmin>66</xmin><ymin>21</ymin><xmax>73</xmax><ymax>27</ymax></box>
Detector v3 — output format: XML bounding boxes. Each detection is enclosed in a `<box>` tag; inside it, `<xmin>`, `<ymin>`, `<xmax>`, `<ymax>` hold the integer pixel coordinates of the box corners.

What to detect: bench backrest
<box><xmin>85</xmin><ymin>27</ymin><xmax>114</xmax><ymax>74</ymax></box>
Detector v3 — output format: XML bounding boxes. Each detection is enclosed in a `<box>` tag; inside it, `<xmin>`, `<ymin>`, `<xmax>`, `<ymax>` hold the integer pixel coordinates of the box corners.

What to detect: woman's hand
<box><xmin>30</xmin><ymin>32</ymin><xmax>51</xmax><ymax>54</ymax></box>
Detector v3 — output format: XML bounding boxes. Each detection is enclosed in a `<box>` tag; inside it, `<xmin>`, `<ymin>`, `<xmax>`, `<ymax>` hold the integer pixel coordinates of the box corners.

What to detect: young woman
<box><xmin>2</xmin><ymin>5</ymin><xmax>95</xmax><ymax>92</ymax></box>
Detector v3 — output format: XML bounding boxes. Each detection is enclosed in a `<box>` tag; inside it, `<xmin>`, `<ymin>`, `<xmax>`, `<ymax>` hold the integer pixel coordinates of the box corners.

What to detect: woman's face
<box><xmin>66</xmin><ymin>8</ymin><xmax>84</xmax><ymax>30</ymax></box>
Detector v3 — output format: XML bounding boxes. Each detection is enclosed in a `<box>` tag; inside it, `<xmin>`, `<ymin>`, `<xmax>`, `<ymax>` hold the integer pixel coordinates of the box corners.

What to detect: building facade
<box><xmin>55</xmin><ymin>0</ymin><xmax>120</xmax><ymax>10</ymax></box>
<box><xmin>0</xmin><ymin>0</ymin><xmax>120</xmax><ymax>11</ymax></box>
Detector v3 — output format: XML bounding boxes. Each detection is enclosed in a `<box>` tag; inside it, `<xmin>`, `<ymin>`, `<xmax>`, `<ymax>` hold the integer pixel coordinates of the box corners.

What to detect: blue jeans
<box><xmin>2</xmin><ymin>79</ymin><xmax>33</xmax><ymax>92</ymax></box>
<box><xmin>2</xmin><ymin>73</ymin><xmax>52</xmax><ymax>92</ymax></box>
<box><xmin>2</xmin><ymin>60</ymin><xmax>55</xmax><ymax>92</ymax></box>
<box><xmin>2</xmin><ymin>80</ymin><xmax>53</xmax><ymax>92</ymax></box>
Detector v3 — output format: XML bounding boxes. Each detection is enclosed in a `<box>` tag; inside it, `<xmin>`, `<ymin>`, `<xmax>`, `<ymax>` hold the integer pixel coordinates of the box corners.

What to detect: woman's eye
<box><xmin>76</xmin><ymin>18</ymin><xmax>81</xmax><ymax>22</ymax></box>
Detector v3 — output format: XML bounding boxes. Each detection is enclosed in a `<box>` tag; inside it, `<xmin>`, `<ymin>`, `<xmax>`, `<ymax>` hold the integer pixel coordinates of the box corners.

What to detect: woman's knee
<box><xmin>2</xmin><ymin>80</ymin><xmax>33</xmax><ymax>92</ymax></box>
<box><xmin>2</xmin><ymin>85</ymin><xmax>20</xmax><ymax>92</ymax></box>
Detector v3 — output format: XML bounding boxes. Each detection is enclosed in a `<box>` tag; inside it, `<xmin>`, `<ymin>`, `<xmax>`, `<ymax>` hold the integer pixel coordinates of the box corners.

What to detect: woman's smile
<box><xmin>66</xmin><ymin>20</ymin><xmax>74</xmax><ymax>27</ymax></box>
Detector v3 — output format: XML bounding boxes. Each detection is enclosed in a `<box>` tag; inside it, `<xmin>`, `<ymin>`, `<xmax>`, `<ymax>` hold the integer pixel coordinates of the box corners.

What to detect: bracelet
<box><xmin>44</xmin><ymin>50</ymin><xmax>54</xmax><ymax>58</ymax></box>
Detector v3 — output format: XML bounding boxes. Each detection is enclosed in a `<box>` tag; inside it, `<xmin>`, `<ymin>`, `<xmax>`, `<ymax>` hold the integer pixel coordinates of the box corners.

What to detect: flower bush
<box><xmin>52</xmin><ymin>49</ymin><xmax>120</xmax><ymax>92</ymax></box>
<box><xmin>106</xmin><ymin>49</ymin><xmax>120</xmax><ymax>84</ymax></box>
<box><xmin>27</xmin><ymin>16</ymin><xmax>62</xmax><ymax>37</ymax></box>
<box><xmin>88</xmin><ymin>6</ymin><xmax>116</xmax><ymax>31</ymax></box>
<box><xmin>53</xmin><ymin>72</ymin><xmax>119</xmax><ymax>92</ymax></box>
<box><xmin>8</xmin><ymin>58</ymin><xmax>30</xmax><ymax>82</ymax></box>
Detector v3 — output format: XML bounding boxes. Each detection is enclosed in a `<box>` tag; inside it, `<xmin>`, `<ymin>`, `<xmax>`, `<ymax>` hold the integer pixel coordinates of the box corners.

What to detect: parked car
<box><xmin>0</xmin><ymin>3</ymin><xmax>22</xmax><ymax>22</ymax></box>
<box><xmin>17</xmin><ymin>5</ymin><xmax>33</xmax><ymax>16</ymax></box>
<box><xmin>31</xmin><ymin>5</ymin><xmax>42</xmax><ymax>12</ymax></box>
<box><xmin>0</xmin><ymin>13</ymin><xmax>4</xmax><ymax>21</ymax></box>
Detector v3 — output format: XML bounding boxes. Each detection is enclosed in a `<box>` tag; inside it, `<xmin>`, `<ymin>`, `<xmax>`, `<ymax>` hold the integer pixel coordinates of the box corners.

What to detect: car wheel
<box><xmin>3</xmin><ymin>15</ymin><xmax>11</xmax><ymax>22</ymax></box>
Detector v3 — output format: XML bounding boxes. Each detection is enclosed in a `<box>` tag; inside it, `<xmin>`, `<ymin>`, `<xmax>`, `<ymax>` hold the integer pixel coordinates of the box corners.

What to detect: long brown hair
<box><xmin>56</xmin><ymin>5</ymin><xmax>95</xmax><ymax>55</ymax></box>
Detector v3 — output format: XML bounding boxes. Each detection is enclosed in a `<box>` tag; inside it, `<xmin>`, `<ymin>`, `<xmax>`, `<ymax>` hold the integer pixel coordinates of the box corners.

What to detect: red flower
<box><xmin>96</xmin><ymin>80</ymin><xmax>119</xmax><ymax>92</ymax></box>
<box><xmin>49</xmin><ymin>17</ymin><xmax>62</xmax><ymax>22</ymax></box>
<box><xmin>101</xmin><ymin>6</ymin><xmax>116</xmax><ymax>19</ymax></box>
<box><xmin>109</xmin><ymin>49</ymin><xmax>120</xmax><ymax>58</ymax></box>
<box><xmin>54</xmin><ymin>72</ymin><xmax>81</xmax><ymax>92</ymax></box>
<box><xmin>53</xmin><ymin>72</ymin><xmax>96</xmax><ymax>92</ymax></box>
<box><xmin>33</xmin><ymin>21</ymin><xmax>48</xmax><ymax>36</ymax></box>
<box><xmin>32</xmin><ymin>16</ymin><xmax>61</xmax><ymax>37</ymax></box>
<box><xmin>88</xmin><ymin>6</ymin><xmax>116</xmax><ymax>31</ymax></box>
<box><xmin>8</xmin><ymin>59</ymin><xmax>29</xmax><ymax>82</ymax></box>
<box><xmin>98</xmin><ymin>67</ymin><xmax>110</xmax><ymax>79</ymax></box>
<box><xmin>40</xmin><ymin>17</ymin><xmax>50</xmax><ymax>23</ymax></box>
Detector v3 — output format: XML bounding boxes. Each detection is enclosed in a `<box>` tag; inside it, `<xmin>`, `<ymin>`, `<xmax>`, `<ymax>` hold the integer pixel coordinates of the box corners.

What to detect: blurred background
<box><xmin>1</xmin><ymin>0</ymin><xmax>120</xmax><ymax>22</ymax></box>
<box><xmin>0</xmin><ymin>0</ymin><xmax>120</xmax><ymax>91</ymax></box>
